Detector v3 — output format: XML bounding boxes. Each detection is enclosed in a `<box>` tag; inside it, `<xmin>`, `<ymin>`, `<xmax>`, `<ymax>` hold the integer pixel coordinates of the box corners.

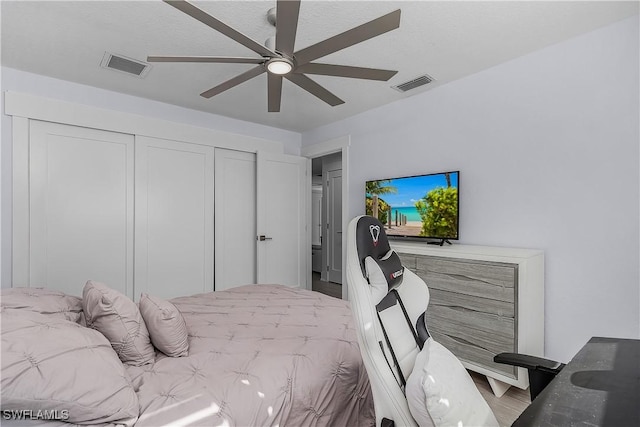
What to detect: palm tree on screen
<box><xmin>366</xmin><ymin>180</ymin><xmax>397</xmax><ymax>222</ymax></box>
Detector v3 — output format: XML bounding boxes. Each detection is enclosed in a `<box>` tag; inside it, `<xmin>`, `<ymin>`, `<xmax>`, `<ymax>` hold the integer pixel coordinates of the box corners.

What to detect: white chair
<box><xmin>346</xmin><ymin>215</ymin><xmax>499</xmax><ymax>427</ymax></box>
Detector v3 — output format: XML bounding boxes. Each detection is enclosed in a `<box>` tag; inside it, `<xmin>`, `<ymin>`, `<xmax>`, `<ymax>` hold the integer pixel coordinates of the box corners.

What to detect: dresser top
<box><xmin>390</xmin><ymin>241</ymin><xmax>543</xmax><ymax>262</ymax></box>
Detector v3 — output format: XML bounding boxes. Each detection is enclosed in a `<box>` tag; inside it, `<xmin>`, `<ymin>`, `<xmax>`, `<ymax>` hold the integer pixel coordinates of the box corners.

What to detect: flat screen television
<box><xmin>365</xmin><ymin>171</ymin><xmax>459</xmax><ymax>242</ymax></box>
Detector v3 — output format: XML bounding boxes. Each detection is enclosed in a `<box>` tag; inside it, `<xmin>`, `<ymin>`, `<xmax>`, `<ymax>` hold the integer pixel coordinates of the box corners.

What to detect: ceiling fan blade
<box><xmin>294</xmin><ymin>63</ymin><xmax>397</xmax><ymax>81</ymax></box>
<box><xmin>285</xmin><ymin>73</ymin><xmax>344</xmax><ymax>107</ymax></box>
<box><xmin>200</xmin><ymin>65</ymin><xmax>265</xmax><ymax>99</ymax></box>
<box><xmin>275</xmin><ymin>0</ymin><xmax>300</xmax><ymax>55</ymax></box>
<box><xmin>267</xmin><ymin>74</ymin><xmax>283</xmax><ymax>112</ymax></box>
<box><xmin>147</xmin><ymin>56</ymin><xmax>266</xmax><ymax>64</ymax></box>
<box><xmin>164</xmin><ymin>0</ymin><xmax>275</xmax><ymax>57</ymax></box>
<box><xmin>294</xmin><ymin>9</ymin><xmax>401</xmax><ymax>66</ymax></box>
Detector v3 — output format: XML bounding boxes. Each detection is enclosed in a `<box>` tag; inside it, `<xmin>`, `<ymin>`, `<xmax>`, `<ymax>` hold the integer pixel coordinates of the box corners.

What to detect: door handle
<box><xmin>257</xmin><ymin>235</ymin><xmax>273</xmax><ymax>241</ymax></box>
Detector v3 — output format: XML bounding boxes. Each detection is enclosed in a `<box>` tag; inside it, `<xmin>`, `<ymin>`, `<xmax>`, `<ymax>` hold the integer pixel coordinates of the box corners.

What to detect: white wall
<box><xmin>1</xmin><ymin>67</ymin><xmax>302</xmax><ymax>287</ymax></box>
<box><xmin>302</xmin><ymin>16</ymin><xmax>640</xmax><ymax>363</ymax></box>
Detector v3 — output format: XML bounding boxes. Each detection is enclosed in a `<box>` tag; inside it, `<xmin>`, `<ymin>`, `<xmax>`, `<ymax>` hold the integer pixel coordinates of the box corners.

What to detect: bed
<box><xmin>0</xmin><ymin>284</ymin><xmax>375</xmax><ymax>427</ymax></box>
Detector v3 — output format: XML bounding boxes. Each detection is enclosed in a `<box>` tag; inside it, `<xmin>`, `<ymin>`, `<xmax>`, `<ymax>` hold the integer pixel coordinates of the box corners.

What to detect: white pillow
<box><xmin>82</xmin><ymin>281</ymin><xmax>155</xmax><ymax>366</ymax></box>
<box><xmin>1</xmin><ymin>310</ymin><xmax>139</xmax><ymax>425</ymax></box>
<box><xmin>406</xmin><ymin>338</ymin><xmax>499</xmax><ymax>427</ymax></box>
<box><xmin>139</xmin><ymin>293</ymin><xmax>189</xmax><ymax>357</ymax></box>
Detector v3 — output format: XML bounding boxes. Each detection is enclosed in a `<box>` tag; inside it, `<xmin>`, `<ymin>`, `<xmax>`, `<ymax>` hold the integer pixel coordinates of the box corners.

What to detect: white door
<box><xmin>327</xmin><ymin>169</ymin><xmax>343</xmax><ymax>283</ymax></box>
<box><xmin>134</xmin><ymin>136</ymin><xmax>214</xmax><ymax>299</ymax></box>
<box><xmin>214</xmin><ymin>148</ymin><xmax>256</xmax><ymax>291</ymax></box>
<box><xmin>29</xmin><ymin>121</ymin><xmax>134</xmax><ymax>296</ymax></box>
<box><xmin>311</xmin><ymin>188</ymin><xmax>323</xmax><ymax>246</ymax></box>
<box><xmin>256</xmin><ymin>151</ymin><xmax>310</xmax><ymax>288</ymax></box>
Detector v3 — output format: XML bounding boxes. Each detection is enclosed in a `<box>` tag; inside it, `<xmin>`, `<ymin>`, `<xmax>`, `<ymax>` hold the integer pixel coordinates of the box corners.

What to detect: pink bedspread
<box><xmin>127</xmin><ymin>284</ymin><xmax>375</xmax><ymax>426</ymax></box>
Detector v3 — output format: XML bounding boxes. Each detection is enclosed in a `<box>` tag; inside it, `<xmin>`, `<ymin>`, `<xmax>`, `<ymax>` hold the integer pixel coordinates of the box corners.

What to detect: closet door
<box><xmin>29</xmin><ymin>121</ymin><xmax>134</xmax><ymax>296</ymax></box>
<box><xmin>134</xmin><ymin>136</ymin><xmax>214</xmax><ymax>299</ymax></box>
<box><xmin>256</xmin><ymin>151</ymin><xmax>310</xmax><ymax>289</ymax></box>
<box><xmin>214</xmin><ymin>148</ymin><xmax>256</xmax><ymax>291</ymax></box>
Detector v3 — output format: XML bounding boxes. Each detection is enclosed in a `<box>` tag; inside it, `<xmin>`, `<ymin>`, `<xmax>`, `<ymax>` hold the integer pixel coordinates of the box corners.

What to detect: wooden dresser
<box><xmin>390</xmin><ymin>242</ymin><xmax>544</xmax><ymax>396</ymax></box>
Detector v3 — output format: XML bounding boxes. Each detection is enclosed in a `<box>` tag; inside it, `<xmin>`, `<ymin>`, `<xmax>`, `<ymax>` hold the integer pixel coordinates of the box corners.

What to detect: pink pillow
<box><xmin>139</xmin><ymin>293</ymin><xmax>189</xmax><ymax>357</ymax></box>
<box><xmin>1</xmin><ymin>310</ymin><xmax>139</xmax><ymax>425</ymax></box>
<box><xmin>82</xmin><ymin>281</ymin><xmax>155</xmax><ymax>366</ymax></box>
<box><xmin>1</xmin><ymin>287</ymin><xmax>84</xmax><ymax>323</ymax></box>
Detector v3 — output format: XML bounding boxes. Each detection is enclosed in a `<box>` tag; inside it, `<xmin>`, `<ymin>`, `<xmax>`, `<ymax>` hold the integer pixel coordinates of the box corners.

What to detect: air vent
<box><xmin>101</xmin><ymin>52</ymin><xmax>150</xmax><ymax>77</ymax></box>
<box><xmin>392</xmin><ymin>74</ymin><xmax>435</xmax><ymax>93</ymax></box>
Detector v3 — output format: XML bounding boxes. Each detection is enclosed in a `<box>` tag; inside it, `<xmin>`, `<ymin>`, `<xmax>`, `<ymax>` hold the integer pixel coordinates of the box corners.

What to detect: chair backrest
<box><xmin>346</xmin><ymin>215</ymin><xmax>431</xmax><ymax>426</ymax></box>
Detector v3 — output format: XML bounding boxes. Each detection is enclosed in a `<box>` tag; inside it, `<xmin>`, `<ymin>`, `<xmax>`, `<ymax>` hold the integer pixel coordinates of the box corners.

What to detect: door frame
<box><xmin>326</xmin><ymin>168</ymin><xmax>342</xmax><ymax>284</ymax></box>
<box><xmin>301</xmin><ymin>135</ymin><xmax>350</xmax><ymax>300</ymax></box>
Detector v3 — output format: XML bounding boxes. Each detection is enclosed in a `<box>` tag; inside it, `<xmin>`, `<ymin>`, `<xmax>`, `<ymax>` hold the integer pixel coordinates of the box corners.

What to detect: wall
<box><xmin>1</xmin><ymin>67</ymin><xmax>302</xmax><ymax>287</ymax></box>
<box><xmin>302</xmin><ymin>16</ymin><xmax>640</xmax><ymax>362</ymax></box>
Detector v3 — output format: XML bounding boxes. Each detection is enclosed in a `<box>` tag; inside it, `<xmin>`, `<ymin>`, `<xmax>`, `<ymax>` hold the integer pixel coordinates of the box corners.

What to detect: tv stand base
<box><xmin>427</xmin><ymin>239</ymin><xmax>452</xmax><ymax>246</ymax></box>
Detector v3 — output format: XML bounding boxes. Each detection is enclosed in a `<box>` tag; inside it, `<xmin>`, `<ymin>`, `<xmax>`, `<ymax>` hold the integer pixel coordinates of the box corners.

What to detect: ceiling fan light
<box><xmin>267</xmin><ymin>58</ymin><xmax>293</xmax><ymax>75</ymax></box>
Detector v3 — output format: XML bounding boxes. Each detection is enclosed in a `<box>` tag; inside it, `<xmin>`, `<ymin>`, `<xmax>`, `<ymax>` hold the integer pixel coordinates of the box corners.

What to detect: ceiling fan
<box><xmin>148</xmin><ymin>0</ymin><xmax>401</xmax><ymax>112</ymax></box>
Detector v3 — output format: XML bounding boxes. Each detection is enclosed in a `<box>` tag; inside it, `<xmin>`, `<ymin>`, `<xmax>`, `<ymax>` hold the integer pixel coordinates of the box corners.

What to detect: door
<box><xmin>311</xmin><ymin>188</ymin><xmax>323</xmax><ymax>247</ymax></box>
<box><xmin>29</xmin><ymin>121</ymin><xmax>134</xmax><ymax>296</ymax></box>
<box><xmin>214</xmin><ymin>148</ymin><xmax>256</xmax><ymax>291</ymax></box>
<box><xmin>327</xmin><ymin>169</ymin><xmax>343</xmax><ymax>283</ymax></box>
<box><xmin>256</xmin><ymin>151</ymin><xmax>309</xmax><ymax>288</ymax></box>
<box><xmin>134</xmin><ymin>136</ymin><xmax>214</xmax><ymax>299</ymax></box>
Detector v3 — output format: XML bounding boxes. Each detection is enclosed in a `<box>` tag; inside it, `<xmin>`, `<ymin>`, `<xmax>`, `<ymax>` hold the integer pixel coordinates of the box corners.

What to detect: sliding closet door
<box><xmin>135</xmin><ymin>136</ymin><xmax>214</xmax><ymax>299</ymax></box>
<box><xmin>214</xmin><ymin>148</ymin><xmax>256</xmax><ymax>290</ymax></box>
<box><xmin>29</xmin><ymin>121</ymin><xmax>134</xmax><ymax>296</ymax></box>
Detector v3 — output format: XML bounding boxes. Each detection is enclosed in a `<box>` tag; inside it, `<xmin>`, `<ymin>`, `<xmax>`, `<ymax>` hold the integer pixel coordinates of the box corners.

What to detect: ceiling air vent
<box><xmin>101</xmin><ymin>52</ymin><xmax>151</xmax><ymax>77</ymax></box>
<box><xmin>392</xmin><ymin>74</ymin><xmax>434</xmax><ymax>93</ymax></box>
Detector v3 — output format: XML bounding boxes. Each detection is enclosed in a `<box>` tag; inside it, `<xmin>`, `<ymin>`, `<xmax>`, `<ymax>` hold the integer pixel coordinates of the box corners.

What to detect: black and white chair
<box><xmin>346</xmin><ymin>215</ymin><xmax>498</xmax><ymax>427</ymax></box>
<box><xmin>346</xmin><ymin>215</ymin><xmax>563</xmax><ymax>427</ymax></box>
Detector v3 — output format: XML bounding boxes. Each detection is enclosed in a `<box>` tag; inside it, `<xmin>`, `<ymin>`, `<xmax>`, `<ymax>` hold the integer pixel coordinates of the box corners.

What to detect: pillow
<box><xmin>0</xmin><ymin>287</ymin><xmax>83</xmax><ymax>323</ymax></box>
<box><xmin>82</xmin><ymin>281</ymin><xmax>155</xmax><ymax>366</ymax></box>
<box><xmin>406</xmin><ymin>338</ymin><xmax>499</xmax><ymax>427</ymax></box>
<box><xmin>0</xmin><ymin>310</ymin><xmax>139</xmax><ymax>426</ymax></box>
<box><xmin>139</xmin><ymin>293</ymin><xmax>189</xmax><ymax>357</ymax></box>
<box><xmin>364</xmin><ymin>250</ymin><xmax>404</xmax><ymax>304</ymax></box>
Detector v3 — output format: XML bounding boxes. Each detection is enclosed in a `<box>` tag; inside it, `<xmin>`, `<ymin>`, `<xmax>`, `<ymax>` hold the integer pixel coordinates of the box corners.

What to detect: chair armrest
<box><xmin>494</xmin><ymin>353</ymin><xmax>565</xmax><ymax>374</ymax></box>
<box><xmin>494</xmin><ymin>353</ymin><xmax>565</xmax><ymax>401</ymax></box>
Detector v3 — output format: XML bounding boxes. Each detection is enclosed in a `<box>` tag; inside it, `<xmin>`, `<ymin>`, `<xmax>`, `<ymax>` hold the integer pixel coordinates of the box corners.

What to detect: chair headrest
<box><xmin>355</xmin><ymin>216</ymin><xmax>392</xmax><ymax>273</ymax></box>
<box><xmin>355</xmin><ymin>216</ymin><xmax>404</xmax><ymax>293</ymax></box>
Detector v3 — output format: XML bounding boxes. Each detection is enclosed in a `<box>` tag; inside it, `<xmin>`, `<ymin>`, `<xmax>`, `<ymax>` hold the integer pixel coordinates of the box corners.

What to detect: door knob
<box><xmin>257</xmin><ymin>235</ymin><xmax>273</xmax><ymax>241</ymax></box>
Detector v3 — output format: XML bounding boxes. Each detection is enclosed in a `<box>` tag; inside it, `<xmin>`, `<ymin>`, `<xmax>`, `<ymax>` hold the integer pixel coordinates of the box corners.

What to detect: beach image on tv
<box><xmin>365</xmin><ymin>171</ymin><xmax>459</xmax><ymax>239</ymax></box>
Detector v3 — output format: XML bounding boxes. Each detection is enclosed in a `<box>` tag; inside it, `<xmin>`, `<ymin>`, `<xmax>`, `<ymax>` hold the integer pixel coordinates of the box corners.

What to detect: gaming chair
<box><xmin>346</xmin><ymin>215</ymin><xmax>499</xmax><ymax>427</ymax></box>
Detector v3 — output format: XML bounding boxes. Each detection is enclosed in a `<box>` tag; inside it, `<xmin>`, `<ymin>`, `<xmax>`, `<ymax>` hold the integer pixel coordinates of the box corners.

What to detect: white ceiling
<box><xmin>2</xmin><ymin>1</ymin><xmax>638</xmax><ymax>132</ymax></box>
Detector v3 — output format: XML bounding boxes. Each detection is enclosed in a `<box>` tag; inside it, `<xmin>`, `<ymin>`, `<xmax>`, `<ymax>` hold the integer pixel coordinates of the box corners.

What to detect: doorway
<box><xmin>310</xmin><ymin>152</ymin><xmax>342</xmax><ymax>299</ymax></box>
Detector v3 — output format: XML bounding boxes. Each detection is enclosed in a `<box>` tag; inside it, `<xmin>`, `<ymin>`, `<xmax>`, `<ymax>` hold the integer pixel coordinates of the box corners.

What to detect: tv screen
<box><xmin>365</xmin><ymin>171</ymin><xmax>459</xmax><ymax>241</ymax></box>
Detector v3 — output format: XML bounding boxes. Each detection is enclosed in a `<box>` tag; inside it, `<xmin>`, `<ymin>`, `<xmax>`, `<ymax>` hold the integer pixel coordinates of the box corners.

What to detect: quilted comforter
<box><xmin>1</xmin><ymin>285</ymin><xmax>375</xmax><ymax>427</ymax></box>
